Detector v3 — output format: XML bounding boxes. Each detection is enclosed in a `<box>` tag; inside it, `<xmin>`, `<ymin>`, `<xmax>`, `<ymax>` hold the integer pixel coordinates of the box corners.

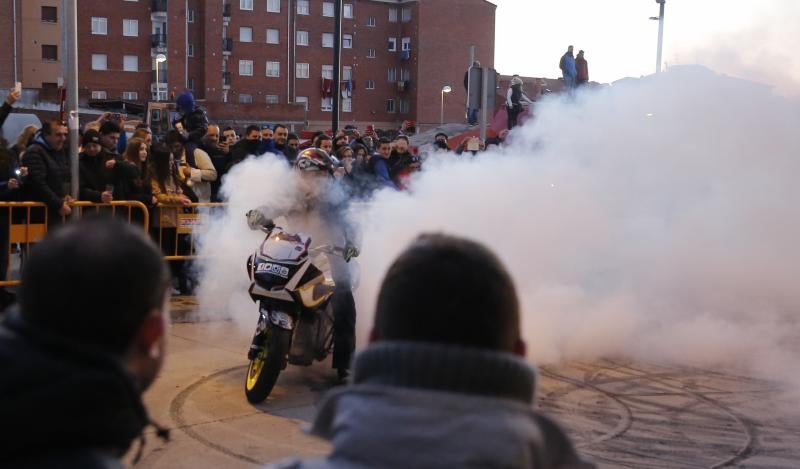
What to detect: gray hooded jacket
<box><xmin>266</xmin><ymin>341</ymin><xmax>595</xmax><ymax>469</ymax></box>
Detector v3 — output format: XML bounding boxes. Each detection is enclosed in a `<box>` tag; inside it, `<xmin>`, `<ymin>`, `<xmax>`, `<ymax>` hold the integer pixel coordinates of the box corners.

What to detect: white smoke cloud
<box><xmin>198</xmin><ymin>66</ymin><xmax>800</xmax><ymax>390</ymax></box>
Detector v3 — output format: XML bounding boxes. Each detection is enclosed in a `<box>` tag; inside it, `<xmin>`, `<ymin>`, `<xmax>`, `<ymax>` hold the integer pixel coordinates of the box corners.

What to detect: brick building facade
<box><xmin>1</xmin><ymin>0</ymin><xmax>496</xmax><ymax>130</ymax></box>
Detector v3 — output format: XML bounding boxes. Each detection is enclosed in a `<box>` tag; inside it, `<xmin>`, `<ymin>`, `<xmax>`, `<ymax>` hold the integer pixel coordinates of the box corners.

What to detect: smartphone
<box><xmin>13</xmin><ymin>82</ymin><xmax>21</xmax><ymax>94</ymax></box>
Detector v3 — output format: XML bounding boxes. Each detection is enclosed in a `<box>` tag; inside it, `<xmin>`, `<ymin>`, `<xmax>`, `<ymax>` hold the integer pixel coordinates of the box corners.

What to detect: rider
<box><xmin>246</xmin><ymin>148</ymin><xmax>359</xmax><ymax>381</ymax></box>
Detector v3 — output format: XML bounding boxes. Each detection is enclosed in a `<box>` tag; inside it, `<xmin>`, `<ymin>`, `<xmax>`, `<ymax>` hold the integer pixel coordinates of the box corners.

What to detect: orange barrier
<box><xmin>153</xmin><ymin>202</ymin><xmax>226</xmax><ymax>261</ymax></box>
<box><xmin>0</xmin><ymin>202</ymin><xmax>49</xmax><ymax>287</ymax></box>
<box><xmin>64</xmin><ymin>200</ymin><xmax>150</xmax><ymax>232</ymax></box>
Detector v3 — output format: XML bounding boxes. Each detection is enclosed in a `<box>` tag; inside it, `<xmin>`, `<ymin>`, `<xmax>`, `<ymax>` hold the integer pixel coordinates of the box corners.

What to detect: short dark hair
<box><xmin>223</xmin><ymin>126</ymin><xmax>236</xmax><ymax>133</ymax></box>
<box><xmin>245</xmin><ymin>124</ymin><xmax>261</xmax><ymax>135</ymax></box>
<box><xmin>287</xmin><ymin>133</ymin><xmax>299</xmax><ymax>141</ymax></box>
<box><xmin>19</xmin><ymin>218</ymin><xmax>171</xmax><ymax>355</ymax></box>
<box><xmin>135</xmin><ymin>122</ymin><xmax>151</xmax><ymax>130</ymax></box>
<box><xmin>165</xmin><ymin>129</ymin><xmax>186</xmax><ymax>145</ymax></box>
<box><xmin>314</xmin><ymin>134</ymin><xmax>331</xmax><ymax>147</ymax></box>
<box><xmin>374</xmin><ymin>233</ymin><xmax>520</xmax><ymax>352</ymax></box>
<box><xmin>41</xmin><ymin>119</ymin><xmax>67</xmax><ymax>136</ymax></box>
<box><xmin>378</xmin><ymin>137</ymin><xmax>391</xmax><ymax>146</ymax></box>
<box><xmin>99</xmin><ymin>121</ymin><xmax>122</xmax><ymax>136</ymax></box>
<box><xmin>273</xmin><ymin>124</ymin><xmax>287</xmax><ymax>132</ymax></box>
<box><xmin>394</xmin><ymin>135</ymin><xmax>409</xmax><ymax>144</ymax></box>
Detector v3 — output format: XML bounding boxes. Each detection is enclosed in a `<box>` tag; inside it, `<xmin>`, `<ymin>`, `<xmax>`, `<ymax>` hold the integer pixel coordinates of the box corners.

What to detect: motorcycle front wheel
<box><xmin>244</xmin><ymin>327</ymin><xmax>292</xmax><ymax>403</ymax></box>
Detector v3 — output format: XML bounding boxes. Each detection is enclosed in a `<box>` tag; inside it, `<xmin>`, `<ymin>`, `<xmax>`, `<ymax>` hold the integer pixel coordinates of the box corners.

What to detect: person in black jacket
<box><xmin>0</xmin><ymin>218</ymin><xmax>172</xmax><ymax>468</ymax></box>
<box><xmin>21</xmin><ymin>119</ymin><xmax>72</xmax><ymax>223</ymax></box>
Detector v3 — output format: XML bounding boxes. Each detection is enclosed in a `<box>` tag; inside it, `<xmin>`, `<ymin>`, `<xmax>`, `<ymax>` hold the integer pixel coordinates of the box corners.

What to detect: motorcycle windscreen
<box><xmin>260</xmin><ymin>232</ymin><xmax>311</xmax><ymax>263</ymax></box>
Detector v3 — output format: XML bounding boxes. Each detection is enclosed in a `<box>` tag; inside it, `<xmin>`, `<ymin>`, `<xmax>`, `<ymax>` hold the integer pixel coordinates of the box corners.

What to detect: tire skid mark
<box><xmin>168</xmin><ymin>365</ymin><xmax>263</xmax><ymax>465</ymax></box>
<box><xmin>604</xmin><ymin>360</ymin><xmax>758</xmax><ymax>468</ymax></box>
<box><xmin>540</xmin><ymin>366</ymin><xmax>633</xmax><ymax>448</ymax></box>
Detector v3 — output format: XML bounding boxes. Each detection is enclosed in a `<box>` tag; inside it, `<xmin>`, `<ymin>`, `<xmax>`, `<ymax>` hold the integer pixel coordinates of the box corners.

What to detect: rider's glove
<box><xmin>246</xmin><ymin>209</ymin><xmax>269</xmax><ymax>230</ymax></box>
<box><xmin>343</xmin><ymin>243</ymin><xmax>360</xmax><ymax>262</ymax></box>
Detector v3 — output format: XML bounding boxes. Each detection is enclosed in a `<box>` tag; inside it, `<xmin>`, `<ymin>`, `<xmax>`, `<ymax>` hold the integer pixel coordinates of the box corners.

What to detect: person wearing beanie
<box><xmin>434</xmin><ymin>132</ymin><xmax>449</xmax><ymax>150</ymax></box>
<box><xmin>506</xmin><ymin>75</ymin><xmax>534</xmax><ymax>130</ymax></box>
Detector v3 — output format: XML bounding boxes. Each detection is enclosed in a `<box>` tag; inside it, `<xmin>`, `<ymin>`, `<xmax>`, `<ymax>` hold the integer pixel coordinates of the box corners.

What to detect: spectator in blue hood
<box><xmin>559</xmin><ymin>45</ymin><xmax>577</xmax><ymax>90</ymax></box>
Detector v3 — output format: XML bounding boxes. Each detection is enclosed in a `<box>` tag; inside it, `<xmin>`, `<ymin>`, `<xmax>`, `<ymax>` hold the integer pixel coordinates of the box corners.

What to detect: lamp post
<box><xmin>440</xmin><ymin>85</ymin><xmax>452</xmax><ymax>126</ymax></box>
<box><xmin>155</xmin><ymin>53</ymin><xmax>166</xmax><ymax>101</ymax></box>
<box><xmin>650</xmin><ymin>0</ymin><xmax>666</xmax><ymax>74</ymax></box>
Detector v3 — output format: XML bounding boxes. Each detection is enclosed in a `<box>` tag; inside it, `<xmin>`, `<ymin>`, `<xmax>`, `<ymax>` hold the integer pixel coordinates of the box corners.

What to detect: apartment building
<box><xmin>0</xmin><ymin>0</ymin><xmax>496</xmax><ymax>129</ymax></box>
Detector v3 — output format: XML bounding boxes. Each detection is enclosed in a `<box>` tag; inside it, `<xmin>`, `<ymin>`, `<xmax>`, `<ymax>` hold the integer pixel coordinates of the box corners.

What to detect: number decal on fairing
<box><xmin>256</xmin><ymin>262</ymin><xmax>290</xmax><ymax>278</ymax></box>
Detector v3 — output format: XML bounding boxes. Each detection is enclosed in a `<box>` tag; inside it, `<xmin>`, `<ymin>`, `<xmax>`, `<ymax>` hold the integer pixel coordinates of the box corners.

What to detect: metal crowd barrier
<box><xmin>63</xmin><ymin>201</ymin><xmax>151</xmax><ymax>232</ymax></box>
<box><xmin>153</xmin><ymin>202</ymin><xmax>227</xmax><ymax>261</ymax></box>
<box><xmin>0</xmin><ymin>202</ymin><xmax>49</xmax><ymax>287</ymax></box>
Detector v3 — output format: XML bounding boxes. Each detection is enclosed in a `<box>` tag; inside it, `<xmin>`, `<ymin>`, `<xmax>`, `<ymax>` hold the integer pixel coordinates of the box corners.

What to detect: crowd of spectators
<box><xmin>0</xmin><ymin>90</ymin><xmax>517</xmax><ymax>299</ymax></box>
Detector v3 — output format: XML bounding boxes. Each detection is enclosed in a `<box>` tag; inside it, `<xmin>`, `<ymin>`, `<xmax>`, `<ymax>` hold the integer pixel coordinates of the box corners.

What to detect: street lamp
<box><xmin>440</xmin><ymin>85</ymin><xmax>452</xmax><ymax>126</ymax></box>
<box><xmin>154</xmin><ymin>53</ymin><xmax>167</xmax><ymax>101</ymax></box>
<box><xmin>650</xmin><ymin>0</ymin><xmax>666</xmax><ymax>74</ymax></box>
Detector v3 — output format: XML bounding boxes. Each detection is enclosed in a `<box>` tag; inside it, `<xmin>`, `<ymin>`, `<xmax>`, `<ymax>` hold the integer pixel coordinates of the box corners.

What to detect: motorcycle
<box><xmin>243</xmin><ymin>220</ymin><xmax>350</xmax><ymax>403</ymax></box>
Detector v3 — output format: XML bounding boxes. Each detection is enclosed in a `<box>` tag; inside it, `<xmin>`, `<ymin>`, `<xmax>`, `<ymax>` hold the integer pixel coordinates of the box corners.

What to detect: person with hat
<box><xmin>506</xmin><ymin>75</ymin><xmax>534</xmax><ymax>130</ymax></box>
<box><xmin>433</xmin><ymin>132</ymin><xmax>449</xmax><ymax>150</ymax></box>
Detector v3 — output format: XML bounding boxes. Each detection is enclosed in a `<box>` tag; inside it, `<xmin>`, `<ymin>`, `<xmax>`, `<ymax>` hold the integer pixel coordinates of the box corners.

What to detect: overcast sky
<box><xmin>492</xmin><ymin>0</ymin><xmax>800</xmax><ymax>95</ymax></box>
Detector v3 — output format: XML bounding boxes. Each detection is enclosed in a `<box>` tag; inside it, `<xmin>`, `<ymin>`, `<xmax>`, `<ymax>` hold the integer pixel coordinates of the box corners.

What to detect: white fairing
<box><xmin>260</xmin><ymin>230</ymin><xmax>311</xmax><ymax>264</ymax></box>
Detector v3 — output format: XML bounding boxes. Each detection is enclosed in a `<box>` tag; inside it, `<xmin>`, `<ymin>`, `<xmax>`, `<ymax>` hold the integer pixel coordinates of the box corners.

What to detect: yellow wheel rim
<box><xmin>246</xmin><ymin>353</ymin><xmax>265</xmax><ymax>391</ymax></box>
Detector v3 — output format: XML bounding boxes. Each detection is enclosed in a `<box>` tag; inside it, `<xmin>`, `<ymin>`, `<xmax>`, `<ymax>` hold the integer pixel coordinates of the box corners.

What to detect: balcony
<box><xmin>151</xmin><ymin>33</ymin><xmax>167</xmax><ymax>49</ymax></box>
<box><xmin>223</xmin><ymin>3</ymin><xmax>232</xmax><ymax>18</ymax></box>
<box><xmin>222</xmin><ymin>38</ymin><xmax>233</xmax><ymax>55</ymax></box>
<box><xmin>223</xmin><ymin>71</ymin><xmax>231</xmax><ymax>89</ymax></box>
<box><xmin>152</xmin><ymin>0</ymin><xmax>167</xmax><ymax>13</ymax></box>
<box><xmin>151</xmin><ymin>69</ymin><xmax>168</xmax><ymax>83</ymax></box>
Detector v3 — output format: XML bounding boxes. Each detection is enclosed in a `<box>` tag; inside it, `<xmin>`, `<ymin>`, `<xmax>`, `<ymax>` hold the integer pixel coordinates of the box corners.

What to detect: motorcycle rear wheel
<box><xmin>245</xmin><ymin>327</ymin><xmax>291</xmax><ymax>403</ymax></box>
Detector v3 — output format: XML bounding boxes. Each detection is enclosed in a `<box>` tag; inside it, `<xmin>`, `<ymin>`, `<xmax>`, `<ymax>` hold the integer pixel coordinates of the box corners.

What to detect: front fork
<box><xmin>248</xmin><ymin>311</ymin><xmax>269</xmax><ymax>360</ymax></box>
<box><xmin>248</xmin><ymin>305</ymin><xmax>295</xmax><ymax>361</ymax></box>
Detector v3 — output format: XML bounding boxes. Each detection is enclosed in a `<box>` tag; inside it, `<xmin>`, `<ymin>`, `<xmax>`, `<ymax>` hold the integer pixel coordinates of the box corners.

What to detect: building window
<box><xmin>91</xmin><ymin>17</ymin><xmax>107</xmax><ymax>35</ymax></box>
<box><xmin>41</xmin><ymin>45</ymin><xmax>58</xmax><ymax>61</ymax></box>
<box><xmin>367</xmin><ymin>16</ymin><xmax>375</xmax><ymax>27</ymax></box>
<box><xmin>296</xmin><ymin>30</ymin><xmax>309</xmax><ymax>46</ymax></box>
<box><xmin>188</xmin><ymin>43</ymin><xmax>195</xmax><ymax>57</ymax></box>
<box><xmin>187</xmin><ymin>9</ymin><xmax>195</xmax><ymax>23</ymax></box>
<box><xmin>240</xmin><ymin>0</ymin><xmax>253</xmax><ymax>11</ymax></box>
<box><xmin>343</xmin><ymin>66</ymin><xmax>352</xmax><ymax>81</ymax></box>
<box><xmin>240</xmin><ymin>27</ymin><xmax>253</xmax><ymax>42</ymax></box>
<box><xmin>322</xmin><ymin>2</ymin><xmax>333</xmax><ymax>17</ymax></box>
<box><xmin>266</xmin><ymin>60</ymin><xmax>280</xmax><ymax>77</ymax></box>
<box><xmin>343</xmin><ymin>3</ymin><xmax>353</xmax><ymax>18</ymax></box>
<box><xmin>365</xmin><ymin>80</ymin><xmax>375</xmax><ymax>90</ymax></box>
<box><xmin>343</xmin><ymin>34</ymin><xmax>352</xmax><ymax>49</ymax></box>
<box><xmin>187</xmin><ymin>78</ymin><xmax>194</xmax><ymax>90</ymax></box>
<box><xmin>267</xmin><ymin>0</ymin><xmax>280</xmax><ymax>13</ymax></box>
<box><xmin>342</xmin><ymin>98</ymin><xmax>352</xmax><ymax>112</ymax></box>
<box><xmin>401</xmin><ymin>37</ymin><xmax>411</xmax><ymax>51</ymax></box>
<box><xmin>91</xmin><ymin>54</ymin><xmax>108</xmax><ymax>70</ymax></box>
<box><xmin>239</xmin><ymin>93</ymin><xmax>253</xmax><ymax>103</ymax></box>
<box><xmin>123</xmin><ymin>19</ymin><xmax>138</xmax><ymax>37</ymax></box>
<box><xmin>296</xmin><ymin>62</ymin><xmax>309</xmax><ymax>78</ymax></box>
<box><xmin>321</xmin><ymin>65</ymin><xmax>333</xmax><ymax>79</ymax></box>
<box><xmin>386</xmin><ymin>98</ymin><xmax>395</xmax><ymax>113</ymax></box>
<box><xmin>321</xmin><ymin>97</ymin><xmax>332</xmax><ymax>112</ymax></box>
<box><xmin>388</xmin><ymin>37</ymin><xmax>397</xmax><ymax>52</ymax></box>
<box><xmin>401</xmin><ymin>7</ymin><xmax>411</xmax><ymax>22</ymax></box>
<box><xmin>91</xmin><ymin>91</ymin><xmax>108</xmax><ymax>100</ymax></box>
<box><xmin>266</xmin><ymin>28</ymin><xmax>280</xmax><ymax>44</ymax></box>
<box><xmin>367</xmin><ymin>48</ymin><xmax>376</xmax><ymax>58</ymax></box>
<box><xmin>399</xmin><ymin>98</ymin><xmax>409</xmax><ymax>113</ymax></box>
<box><xmin>295</xmin><ymin>96</ymin><xmax>308</xmax><ymax>110</ymax></box>
<box><xmin>387</xmin><ymin>67</ymin><xmax>396</xmax><ymax>82</ymax></box>
<box><xmin>41</xmin><ymin>6</ymin><xmax>57</xmax><ymax>23</ymax></box>
<box><xmin>239</xmin><ymin>59</ymin><xmax>253</xmax><ymax>76</ymax></box>
<box><xmin>296</xmin><ymin>0</ymin><xmax>309</xmax><ymax>15</ymax></box>
<box><xmin>388</xmin><ymin>8</ymin><xmax>397</xmax><ymax>23</ymax></box>
<box><xmin>266</xmin><ymin>94</ymin><xmax>280</xmax><ymax>104</ymax></box>
<box><xmin>122</xmin><ymin>91</ymin><xmax>138</xmax><ymax>100</ymax></box>
<box><xmin>400</xmin><ymin>68</ymin><xmax>410</xmax><ymax>81</ymax></box>
<box><xmin>322</xmin><ymin>33</ymin><xmax>334</xmax><ymax>48</ymax></box>
<box><xmin>123</xmin><ymin>55</ymin><xmax>138</xmax><ymax>72</ymax></box>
